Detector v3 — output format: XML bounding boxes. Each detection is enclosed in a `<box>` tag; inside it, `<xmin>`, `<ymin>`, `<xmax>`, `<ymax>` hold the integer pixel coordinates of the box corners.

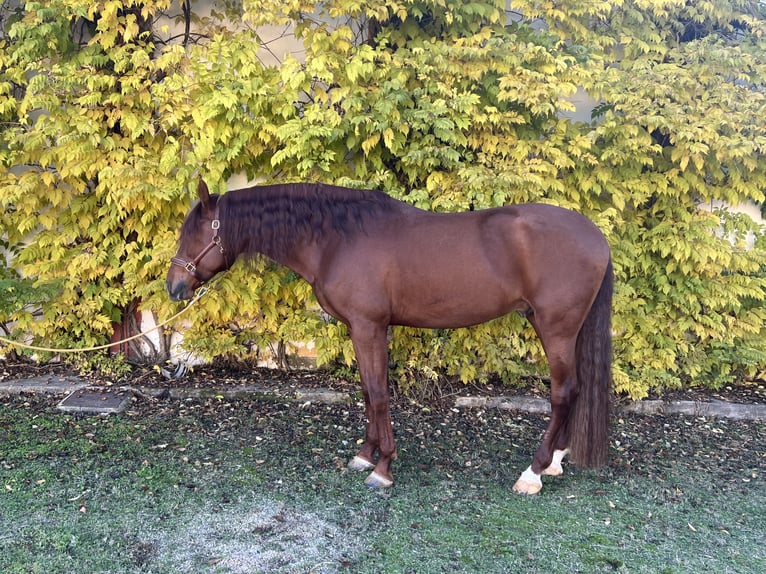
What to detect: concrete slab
<box><xmin>455</xmin><ymin>395</ymin><xmax>551</xmax><ymax>414</ymax></box>
<box><xmin>57</xmin><ymin>388</ymin><xmax>131</xmax><ymax>414</ymax></box>
<box><xmin>0</xmin><ymin>375</ymin><xmax>88</xmax><ymax>395</ymax></box>
<box><xmin>456</xmin><ymin>395</ymin><xmax>766</xmax><ymax>421</ymax></box>
<box><xmin>621</xmin><ymin>398</ymin><xmax>766</xmax><ymax>420</ymax></box>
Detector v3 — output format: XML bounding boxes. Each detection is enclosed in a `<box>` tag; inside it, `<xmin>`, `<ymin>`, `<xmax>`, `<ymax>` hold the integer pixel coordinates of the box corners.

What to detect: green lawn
<box><xmin>1</xmin><ymin>393</ymin><xmax>763</xmax><ymax>573</ymax></box>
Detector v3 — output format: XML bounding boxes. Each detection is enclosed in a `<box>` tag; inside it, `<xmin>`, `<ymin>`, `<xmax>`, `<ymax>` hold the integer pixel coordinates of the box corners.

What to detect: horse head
<box><xmin>166</xmin><ymin>180</ymin><xmax>229</xmax><ymax>301</ymax></box>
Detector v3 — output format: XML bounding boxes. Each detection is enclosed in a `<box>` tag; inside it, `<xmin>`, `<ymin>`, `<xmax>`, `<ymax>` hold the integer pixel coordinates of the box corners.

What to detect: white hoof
<box><xmin>512</xmin><ymin>466</ymin><xmax>542</xmax><ymax>495</ymax></box>
<box><xmin>348</xmin><ymin>455</ymin><xmax>375</xmax><ymax>472</ymax></box>
<box><xmin>542</xmin><ymin>448</ymin><xmax>569</xmax><ymax>477</ymax></box>
<box><xmin>364</xmin><ymin>471</ymin><xmax>393</xmax><ymax>489</ymax></box>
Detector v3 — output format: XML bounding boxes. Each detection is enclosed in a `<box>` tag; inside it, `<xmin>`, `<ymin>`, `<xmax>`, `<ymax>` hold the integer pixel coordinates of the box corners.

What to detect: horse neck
<box><xmin>221</xmin><ymin>188</ymin><xmax>336</xmax><ymax>283</ymax></box>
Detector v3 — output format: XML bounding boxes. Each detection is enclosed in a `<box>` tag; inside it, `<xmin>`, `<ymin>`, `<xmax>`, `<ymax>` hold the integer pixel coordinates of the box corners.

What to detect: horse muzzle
<box><xmin>166</xmin><ymin>276</ymin><xmax>195</xmax><ymax>302</ymax></box>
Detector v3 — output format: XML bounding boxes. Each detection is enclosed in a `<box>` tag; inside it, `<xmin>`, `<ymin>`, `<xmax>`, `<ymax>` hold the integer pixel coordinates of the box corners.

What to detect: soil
<box><xmin>1</xmin><ymin>357</ymin><xmax>764</xmax><ymax>406</ymax></box>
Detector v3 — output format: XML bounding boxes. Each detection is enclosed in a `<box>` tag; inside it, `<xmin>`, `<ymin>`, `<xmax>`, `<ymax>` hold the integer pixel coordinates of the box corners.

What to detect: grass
<box><xmin>1</xmin><ymin>393</ymin><xmax>764</xmax><ymax>573</ymax></box>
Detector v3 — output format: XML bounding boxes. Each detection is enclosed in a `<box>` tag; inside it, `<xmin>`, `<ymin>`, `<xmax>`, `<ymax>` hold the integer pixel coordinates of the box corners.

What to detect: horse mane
<box><xmin>215</xmin><ymin>183</ymin><xmax>399</xmax><ymax>262</ymax></box>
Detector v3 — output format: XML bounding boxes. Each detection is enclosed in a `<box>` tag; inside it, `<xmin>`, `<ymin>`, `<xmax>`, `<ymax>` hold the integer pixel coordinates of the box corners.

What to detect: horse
<box><xmin>166</xmin><ymin>180</ymin><xmax>613</xmax><ymax>495</ymax></box>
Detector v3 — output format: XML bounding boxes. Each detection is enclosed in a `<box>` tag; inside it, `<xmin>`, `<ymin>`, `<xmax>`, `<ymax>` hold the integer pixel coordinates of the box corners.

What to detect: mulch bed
<box><xmin>1</xmin><ymin>358</ymin><xmax>765</xmax><ymax>407</ymax></box>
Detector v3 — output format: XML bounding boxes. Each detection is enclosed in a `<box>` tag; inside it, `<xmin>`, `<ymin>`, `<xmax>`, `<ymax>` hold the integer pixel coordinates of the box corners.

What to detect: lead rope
<box><xmin>0</xmin><ymin>273</ymin><xmax>226</xmax><ymax>354</ymax></box>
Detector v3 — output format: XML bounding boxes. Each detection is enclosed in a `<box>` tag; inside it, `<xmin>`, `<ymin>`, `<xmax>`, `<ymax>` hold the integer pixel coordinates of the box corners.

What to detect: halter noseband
<box><xmin>171</xmin><ymin>207</ymin><xmax>224</xmax><ymax>281</ymax></box>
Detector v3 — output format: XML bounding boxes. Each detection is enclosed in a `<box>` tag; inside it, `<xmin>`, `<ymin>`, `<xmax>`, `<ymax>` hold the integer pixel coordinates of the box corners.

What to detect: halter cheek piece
<box><xmin>171</xmin><ymin>208</ymin><xmax>224</xmax><ymax>282</ymax></box>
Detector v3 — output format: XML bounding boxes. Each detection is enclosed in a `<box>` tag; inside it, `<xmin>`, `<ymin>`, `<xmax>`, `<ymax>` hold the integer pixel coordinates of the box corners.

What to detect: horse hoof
<box><xmin>512</xmin><ymin>478</ymin><xmax>542</xmax><ymax>495</ymax></box>
<box><xmin>348</xmin><ymin>455</ymin><xmax>375</xmax><ymax>472</ymax></box>
<box><xmin>364</xmin><ymin>471</ymin><xmax>393</xmax><ymax>489</ymax></box>
<box><xmin>542</xmin><ymin>462</ymin><xmax>563</xmax><ymax>476</ymax></box>
<box><xmin>512</xmin><ymin>466</ymin><xmax>542</xmax><ymax>495</ymax></box>
<box><xmin>542</xmin><ymin>449</ymin><xmax>568</xmax><ymax>476</ymax></box>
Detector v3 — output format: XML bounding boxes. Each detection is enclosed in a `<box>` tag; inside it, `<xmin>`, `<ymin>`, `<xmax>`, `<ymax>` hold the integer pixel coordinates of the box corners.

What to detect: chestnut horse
<box><xmin>167</xmin><ymin>180</ymin><xmax>613</xmax><ymax>495</ymax></box>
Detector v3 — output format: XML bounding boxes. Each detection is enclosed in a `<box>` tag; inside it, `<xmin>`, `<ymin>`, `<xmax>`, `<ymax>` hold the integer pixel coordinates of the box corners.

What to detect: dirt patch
<box><xmin>150</xmin><ymin>498</ymin><xmax>358</xmax><ymax>573</ymax></box>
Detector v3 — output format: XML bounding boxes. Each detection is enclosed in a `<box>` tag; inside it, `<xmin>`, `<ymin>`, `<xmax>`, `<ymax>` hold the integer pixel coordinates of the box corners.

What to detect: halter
<box><xmin>170</xmin><ymin>207</ymin><xmax>224</xmax><ymax>281</ymax></box>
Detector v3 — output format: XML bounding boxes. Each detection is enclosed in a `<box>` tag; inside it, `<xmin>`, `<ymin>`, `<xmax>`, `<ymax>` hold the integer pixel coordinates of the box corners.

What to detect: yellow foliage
<box><xmin>0</xmin><ymin>0</ymin><xmax>764</xmax><ymax>396</ymax></box>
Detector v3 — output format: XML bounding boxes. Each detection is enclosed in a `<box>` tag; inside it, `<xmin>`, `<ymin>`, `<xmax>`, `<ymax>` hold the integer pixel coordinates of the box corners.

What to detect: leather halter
<box><xmin>170</xmin><ymin>207</ymin><xmax>224</xmax><ymax>281</ymax></box>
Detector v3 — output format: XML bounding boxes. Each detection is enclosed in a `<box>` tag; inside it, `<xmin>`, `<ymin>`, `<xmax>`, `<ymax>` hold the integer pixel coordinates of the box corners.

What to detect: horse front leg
<box><xmin>346</xmin><ymin>321</ymin><xmax>397</xmax><ymax>488</ymax></box>
<box><xmin>347</xmin><ymin>386</ymin><xmax>377</xmax><ymax>473</ymax></box>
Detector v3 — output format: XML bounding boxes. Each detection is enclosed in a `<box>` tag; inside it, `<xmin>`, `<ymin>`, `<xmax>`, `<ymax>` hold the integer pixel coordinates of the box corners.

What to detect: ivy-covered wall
<box><xmin>1</xmin><ymin>0</ymin><xmax>765</xmax><ymax>398</ymax></box>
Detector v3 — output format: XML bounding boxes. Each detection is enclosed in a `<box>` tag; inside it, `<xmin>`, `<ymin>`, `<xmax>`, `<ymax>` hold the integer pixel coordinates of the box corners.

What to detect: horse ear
<box><xmin>198</xmin><ymin>179</ymin><xmax>210</xmax><ymax>208</ymax></box>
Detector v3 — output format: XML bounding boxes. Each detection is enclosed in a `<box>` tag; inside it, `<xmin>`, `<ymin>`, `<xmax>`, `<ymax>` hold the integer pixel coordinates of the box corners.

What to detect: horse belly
<box><xmin>389</xmin><ymin>246</ymin><xmax>524</xmax><ymax>329</ymax></box>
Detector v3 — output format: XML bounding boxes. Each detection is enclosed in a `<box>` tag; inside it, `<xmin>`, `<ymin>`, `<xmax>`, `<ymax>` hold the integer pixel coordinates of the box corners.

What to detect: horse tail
<box><xmin>569</xmin><ymin>258</ymin><xmax>613</xmax><ymax>468</ymax></box>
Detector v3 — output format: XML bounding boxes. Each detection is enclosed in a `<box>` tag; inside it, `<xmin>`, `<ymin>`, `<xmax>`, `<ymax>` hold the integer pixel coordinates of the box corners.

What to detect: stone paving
<box><xmin>1</xmin><ymin>375</ymin><xmax>764</xmax><ymax>419</ymax></box>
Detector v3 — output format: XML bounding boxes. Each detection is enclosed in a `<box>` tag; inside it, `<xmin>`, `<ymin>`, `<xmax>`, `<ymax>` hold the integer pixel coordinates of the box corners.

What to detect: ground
<box><xmin>1</xmin><ymin>358</ymin><xmax>764</xmax><ymax>573</ymax></box>
<box><xmin>2</xmin><ymin>357</ymin><xmax>764</xmax><ymax>486</ymax></box>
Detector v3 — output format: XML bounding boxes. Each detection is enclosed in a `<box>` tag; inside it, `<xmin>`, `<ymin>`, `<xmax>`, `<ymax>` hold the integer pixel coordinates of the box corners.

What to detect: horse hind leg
<box><xmin>513</xmin><ymin>446</ymin><xmax>571</xmax><ymax>494</ymax></box>
<box><xmin>513</xmin><ymin>333</ymin><xmax>578</xmax><ymax>495</ymax></box>
<box><xmin>512</xmin><ymin>449</ymin><xmax>569</xmax><ymax>494</ymax></box>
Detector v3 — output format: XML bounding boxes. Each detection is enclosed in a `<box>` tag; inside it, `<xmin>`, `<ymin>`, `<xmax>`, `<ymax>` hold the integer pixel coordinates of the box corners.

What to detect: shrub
<box><xmin>0</xmin><ymin>1</ymin><xmax>764</xmax><ymax>397</ymax></box>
